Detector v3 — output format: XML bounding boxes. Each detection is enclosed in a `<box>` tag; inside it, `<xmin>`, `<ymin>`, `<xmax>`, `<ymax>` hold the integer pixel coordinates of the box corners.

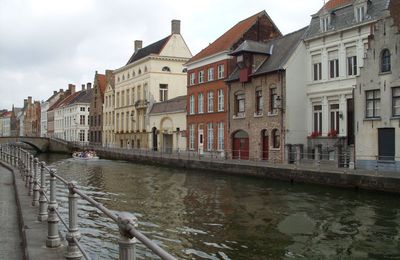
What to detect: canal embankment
<box><xmin>93</xmin><ymin>148</ymin><xmax>400</xmax><ymax>194</ymax></box>
<box><xmin>0</xmin><ymin>161</ymin><xmax>65</xmax><ymax>260</ymax></box>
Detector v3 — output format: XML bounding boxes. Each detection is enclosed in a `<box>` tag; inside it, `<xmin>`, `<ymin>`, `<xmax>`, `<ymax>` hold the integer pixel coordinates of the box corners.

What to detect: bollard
<box><xmin>38</xmin><ymin>162</ymin><xmax>48</xmax><ymax>221</ymax></box>
<box><xmin>118</xmin><ymin>212</ymin><xmax>138</xmax><ymax>260</ymax></box>
<box><xmin>32</xmin><ymin>158</ymin><xmax>40</xmax><ymax>206</ymax></box>
<box><xmin>28</xmin><ymin>155</ymin><xmax>34</xmax><ymax>195</ymax></box>
<box><xmin>46</xmin><ymin>169</ymin><xmax>61</xmax><ymax>248</ymax></box>
<box><xmin>65</xmin><ymin>181</ymin><xmax>82</xmax><ymax>260</ymax></box>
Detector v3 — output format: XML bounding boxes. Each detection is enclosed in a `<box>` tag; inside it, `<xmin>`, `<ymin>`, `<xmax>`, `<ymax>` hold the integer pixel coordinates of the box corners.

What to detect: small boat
<box><xmin>72</xmin><ymin>150</ymin><xmax>99</xmax><ymax>160</ymax></box>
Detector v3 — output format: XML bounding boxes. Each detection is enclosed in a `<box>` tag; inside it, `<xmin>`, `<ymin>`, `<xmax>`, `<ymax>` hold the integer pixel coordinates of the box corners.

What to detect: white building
<box><xmin>103</xmin><ymin>71</ymin><xmax>115</xmax><ymax>147</ymax></box>
<box><xmin>0</xmin><ymin>112</ymin><xmax>11</xmax><ymax>137</ymax></box>
<box><xmin>41</xmin><ymin>90</ymin><xmax>63</xmax><ymax>137</ymax></box>
<box><xmin>148</xmin><ymin>95</ymin><xmax>187</xmax><ymax>152</ymax></box>
<box><xmin>304</xmin><ymin>0</ymin><xmax>389</xmax><ymax>161</ymax></box>
<box><xmin>54</xmin><ymin>84</ymin><xmax>92</xmax><ymax>144</ymax></box>
<box><xmin>113</xmin><ymin>19</ymin><xmax>192</xmax><ymax>149</ymax></box>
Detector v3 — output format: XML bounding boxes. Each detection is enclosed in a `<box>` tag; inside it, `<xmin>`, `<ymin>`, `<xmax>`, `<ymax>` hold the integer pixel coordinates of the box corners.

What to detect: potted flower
<box><xmin>310</xmin><ymin>131</ymin><xmax>321</xmax><ymax>138</ymax></box>
<box><xmin>328</xmin><ymin>129</ymin><xmax>337</xmax><ymax>137</ymax></box>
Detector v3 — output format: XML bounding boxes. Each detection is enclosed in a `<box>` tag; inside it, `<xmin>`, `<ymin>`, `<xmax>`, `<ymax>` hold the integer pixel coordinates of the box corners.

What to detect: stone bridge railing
<box><xmin>0</xmin><ymin>136</ymin><xmax>71</xmax><ymax>153</ymax></box>
<box><xmin>0</xmin><ymin>144</ymin><xmax>176</xmax><ymax>260</ymax></box>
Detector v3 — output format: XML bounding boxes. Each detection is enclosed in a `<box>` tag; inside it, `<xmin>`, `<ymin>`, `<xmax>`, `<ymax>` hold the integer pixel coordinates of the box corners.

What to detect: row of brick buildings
<box><xmin>3</xmin><ymin>0</ymin><xmax>399</xmax><ymax>169</ymax></box>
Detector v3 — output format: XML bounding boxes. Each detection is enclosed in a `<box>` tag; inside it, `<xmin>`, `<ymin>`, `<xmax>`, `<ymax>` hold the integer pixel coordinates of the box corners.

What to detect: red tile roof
<box><xmin>96</xmin><ymin>74</ymin><xmax>106</xmax><ymax>99</ymax></box>
<box><xmin>324</xmin><ymin>0</ymin><xmax>353</xmax><ymax>11</ymax></box>
<box><xmin>188</xmin><ymin>11</ymin><xmax>278</xmax><ymax>63</ymax></box>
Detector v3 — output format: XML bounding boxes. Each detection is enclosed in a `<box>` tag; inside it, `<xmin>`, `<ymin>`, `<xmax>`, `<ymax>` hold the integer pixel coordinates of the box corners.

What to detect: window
<box><xmin>190</xmin><ymin>73</ymin><xmax>196</xmax><ymax>85</ymax></box>
<box><xmin>189</xmin><ymin>95</ymin><xmax>195</xmax><ymax>115</ymax></box>
<box><xmin>366</xmin><ymin>90</ymin><xmax>380</xmax><ymax>118</ymax></box>
<box><xmin>126</xmin><ymin>89</ymin><xmax>130</xmax><ymax>105</ymax></box>
<box><xmin>217</xmin><ymin>64</ymin><xmax>224</xmax><ymax>79</ymax></box>
<box><xmin>198</xmin><ymin>93</ymin><xmax>204</xmax><ymax>114</ymax></box>
<box><xmin>217</xmin><ymin>122</ymin><xmax>224</xmax><ymax>151</ymax></box>
<box><xmin>116</xmin><ymin>92</ymin><xmax>120</xmax><ymax>107</ymax></box>
<box><xmin>270</xmin><ymin>88</ymin><xmax>277</xmax><ymax>114</ymax></box>
<box><xmin>159</xmin><ymin>84</ymin><xmax>168</xmax><ymax>101</ymax></box>
<box><xmin>313</xmin><ymin>105</ymin><xmax>322</xmax><ymax>134</ymax></box>
<box><xmin>79</xmin><ymin>130</ymin><xmax>85</xmax><ymax>142</ymax></box>
<box><xmin>272</xmin><ymin>129</ymin><xmax>280</xmax><ymax>148</ymax></box>
<box><xmin>162</xmin><ymin>66</ymin><xmax>171</xmax><ymax>72</ymax></box>
<box><xmin>80</xmin><ymin>107</ymin><xmax>85</xmax><ymax>112</ymax></box>
<box><xmin>321</xmin><ymin>16</ymin><xmax>329</xmax><ymax>32</ymax></box>
<box><xmin>80</xmin><ymin>115</ymin><xmax>85</xmax><ymax>125</ymax></box>
<box><xmin>137</xmin><ymin>86</ymin><xmax>141</xmax><ymax>100</ymax></box>
<box><xmin>207</xmin><ymin>123</ymin><xmax>213</xmax><ymax>151</ymax></box>
<box><xmin>189</xmin><ymin>124</ymin><xmax>195</xmax><ymax>150</ymax></box>
<box><xmin>313</xmin><ymin>62</ymin><xmax>322</xmax><ymax>81</ymax></box>
<box><xmin>255</xmin><ymin>89</ymin><xmax>263</xmax><ymax>115</ymax></box>
<box><xmin>381</xmin><ymin>49</ymin><xmax>391</xmax><ymax>73</ymax></box>
<box><xmin>356</xmin><ymin>5</ymin><xmax>366</xmax><ymax>22</ymax></box>
<box><xmin>235</xmin><ymin>92</ymin><xmax>245</xmax><ymax>117</ymax></box>
<box><xmin>217</xmin><ymin>89</ymin><xmax>224</xmax><ymax>112</ymax></box>
<box><xmin>198</xmin><ymin>70</ymin><xmax>204</xmax><ymax>83</ymax></box>
<box><xmin>330</xmin><ymin>104</ymin><xmax>340</xmax><ymax>134</ymax></box>
<box><xmin>131</xmin><ymin>88</ymin><xmax>135</xmax><ymax>104</ymax></box>
<box><xmin>208</xmin><ymin>67</ymin><xmax>214</xmax><ymax>81</ymax></box>
<box><xmin>207</xmin><ymin>91</ymin><xmax>214</xmax><ymax>112</ymax></box>
<box><xmin>329</xmin><ymin>59</ymin><xmax>339</xmax><ymax>78</ymax></box>
<box><xmin>393</xmin><ymin>87</ymin><xmax>400</xmax><ymax>117</ymax></box>
<box><xmin>347</xmin><ymin>56</ymin><xmax>357</xmax><ymax>76</ymax></box>
<box><xmin>121</xmin><ymin>91</ymin><xmax>125</xmax><ymax>106</ymax></box>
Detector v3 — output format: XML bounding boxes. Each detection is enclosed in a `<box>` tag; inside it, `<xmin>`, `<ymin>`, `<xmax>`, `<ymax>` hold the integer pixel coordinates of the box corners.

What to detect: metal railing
<box><xmin>0</xmin><ymin>144</ymin><xmax>176</xmax><ymax>260</ymax></box>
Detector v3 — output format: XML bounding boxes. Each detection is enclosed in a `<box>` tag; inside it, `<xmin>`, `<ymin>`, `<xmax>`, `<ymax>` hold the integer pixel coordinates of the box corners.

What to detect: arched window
<box><xmin>144</xmin><ymin>66</ymin><xmax>148</xmax><ymax>72</ymax></box>
<box><xmin>162</xmin><ymin>66</ymin><xmax>171</xmax><ymax>72</ymax></box>
<box><xmin>381</xmin><ymin>49</ymin><xmax>391</xmax><ymax>72</ymax></box>
<box><xmin>138</xmin><ymin>69</ymin><xmax>142</xmax><ymax>74</ymax></box>
<box><xmin>122</xmin><ymin>74</ymin><xmax>125</xmax><ymax>80</ymax></box>
<box><xmin>272</xmin><ymin>129</ymin><xmax>280</xmax><ymax>148</ymax></box>
<box><xmin>132</xmin><ymin>70</ymin><xmax>136</xmax><ymax>77</ymax></box>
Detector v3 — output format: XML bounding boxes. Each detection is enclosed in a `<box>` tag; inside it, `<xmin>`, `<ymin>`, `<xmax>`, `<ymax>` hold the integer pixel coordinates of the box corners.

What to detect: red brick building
<box><xmin>89</xmin><ymin>71</ymin><xmax>107</xmax><ymax>146</ymax></box>
<box><xmin>185</xmin><ymin>11</ymin><xmax>281</xmax><ymax>156</ymax></box>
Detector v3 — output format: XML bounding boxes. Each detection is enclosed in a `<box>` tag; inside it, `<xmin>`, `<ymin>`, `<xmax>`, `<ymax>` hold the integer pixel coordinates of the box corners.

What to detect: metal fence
<box><xmin>0</xmin><ymin>144</ymin><xmax>176</xmax><ymax>260</ymax></box>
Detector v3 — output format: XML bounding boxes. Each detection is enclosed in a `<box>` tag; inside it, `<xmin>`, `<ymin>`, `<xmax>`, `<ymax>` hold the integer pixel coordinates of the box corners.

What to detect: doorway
<box><xmin>261</xmin><ymin>129</ymin><xmax>268</xmax><ymax>160</ymax></box>
<box><xmin>198</xmin><ymin>124</ymin><xmax>204</xmax><ymax>154</ymax></box>
<box><xmin>378</xmin><ymin>128</ymin><xmax>395</xmax><ymax>161</ymax></box>
<box><xmin>232</xmin><ymin>130</ymin><xmax>249</xmax><ymax>160</ymax></box>
<box><xmin>152</xmin><ymin>127</ymin><xmax>158</xmax><ymax>151</ymax></box>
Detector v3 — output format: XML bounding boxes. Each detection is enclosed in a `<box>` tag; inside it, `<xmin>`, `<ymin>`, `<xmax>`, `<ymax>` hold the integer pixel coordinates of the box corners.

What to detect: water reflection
<box><xmin>37</xmin><ymin>153</ymin><xmax>400</xmax><ymax>259</ymax></box>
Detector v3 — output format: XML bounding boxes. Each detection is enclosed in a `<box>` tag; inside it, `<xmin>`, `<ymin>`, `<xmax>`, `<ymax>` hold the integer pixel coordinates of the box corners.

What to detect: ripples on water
<box><xmin>38</xmin><ymin>154</ymin><xmax>400</xmax><ymax>259</ymax></box>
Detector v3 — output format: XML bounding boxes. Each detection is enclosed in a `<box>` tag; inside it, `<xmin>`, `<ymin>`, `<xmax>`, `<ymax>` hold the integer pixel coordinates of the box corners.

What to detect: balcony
<box><xmin>134</xmin><ymin>99</ymin><xmax>149</xmax><ymax>109</ymax></box>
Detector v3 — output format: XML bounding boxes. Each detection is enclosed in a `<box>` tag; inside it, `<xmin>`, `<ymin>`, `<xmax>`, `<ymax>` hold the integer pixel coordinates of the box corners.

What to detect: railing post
<box><xmin>118</xmin><ymin>212</ymin><xmax>138</xmax><ymax>260</ymax></box>
<box><xmin>29</xmin><ymin>155</ymin><xmax>34</xmax><ymax>195</ymax></box>
<box><xmin>65</xmin><ymin>181</ymin><xmax>82</xmax><ymax>260</ymax></box>
<box><xmin>32</xmin><ymin>158</ymin><xmax>40</xmax><ymax>206</ymax></box>
<box><xmin>46</xmin><ymin>169</ymin><xmax>61</xmax><ymax>248</ymax></box>
<box><xmin>38</xmin><ymin>162</ymin><xmax>48</xmax><ymax>221</ymax></box>
<box><xmin>24</xmin><ymin>154</ymin><xmax>30</xmax><ymax>185</ymax></box>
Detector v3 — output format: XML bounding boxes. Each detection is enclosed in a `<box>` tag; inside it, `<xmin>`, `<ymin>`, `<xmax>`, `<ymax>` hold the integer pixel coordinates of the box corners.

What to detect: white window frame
<box><xmin>329</xmin><ymin>59</ymin><xmax>339</xmax><ymax>79</ymax></box>
<box><xmin>198</xmin><ymin>93</ymin><xmax>204</xmax><ymax>114</ymax></box>
<box><xmin>217</xmin><ymin>89</ymin><xmax>224</xmax><ymax>112</ymax></box>
<box><xmin>217</xmin><ymin>122</ymin><xmax>224</xmax><ymax>151</ymax></box>
<box><xmin>189</xmin><ymin>124</ymin><xmax>195</xmax><ymax>150</ymax></box>
<box><xmin>207</xmin><ymin>122</ymin><xmax>213</xmax><ymax>151</ymax></box>
<box><xmin>313</xmin><ymin>62</ymin><xmax>322</xmax><ymax>81</ymax></box>
<box><xmin>189</xmin><ymin>95</ymin><xmax>195</xmax><ymax>115</ymax></box>
<box><xmin>207</xmin><ymin>91</ymin><xmax>214</xmax><ymax>113</ymax></box>
<box><xmin>208</xmin><ymin>67</ymin><xmax>214</xmax><ymax>81</ymax></box>
<box><xmin>217</xmin><ymin>65</ymin><xmax>224</xmax><ymax>79</ymax></box>
<box><xmin>198</xmin><ymin>70</ymin><xmax>204</xmax><ymax>84</ymax></box>
<box><xmin>190</xmin><ymin>73</ymin><xmax>196</xmax><ymax>86</ymax></box>
<box><xmin>347</xmin><ymin>56</ymin><xmax>357</xmax><ymax>76</ymax></box>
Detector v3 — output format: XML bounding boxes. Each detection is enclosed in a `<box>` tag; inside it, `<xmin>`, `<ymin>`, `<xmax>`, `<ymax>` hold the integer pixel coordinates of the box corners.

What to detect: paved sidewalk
<box><xmin>0</xmin><ymin>166</ymin><xmax>23</xmax><ymax>260</ymax></box>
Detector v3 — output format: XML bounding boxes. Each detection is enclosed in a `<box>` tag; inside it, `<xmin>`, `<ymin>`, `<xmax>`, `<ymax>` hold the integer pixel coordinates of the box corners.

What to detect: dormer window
<box><xmin>354</xmin><ymin>0</ymin><xmax>368</xmax><ymax>23</ymax></box>
<box><xmin>320</xmin><ymin>16</ymin><xmax>330</xmax><ymax>32</ymax></box>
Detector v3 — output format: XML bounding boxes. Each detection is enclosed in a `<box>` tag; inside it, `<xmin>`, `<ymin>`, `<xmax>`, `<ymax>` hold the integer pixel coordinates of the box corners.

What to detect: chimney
<box><xmin>134</xmin><ymin>40</ymin><xmax>143</xmax><ymax>52</ymax></box>
<box><xmin>53</xmin><ymin>90</ymin><xmax>57</xmax><ymax>95</ymax></box>
<box><xmin>68</xmin><ymin>84</ymin><xmax>76</xmax><ymax>94</ymax></box>
<box><xmin>28</xmin><ymin>96</ymin><xmax>32</xmax><ymax>104</ymax></box>
<box><xmin>81</xmin><ymin>84</ymin><xmax>86</xmax><ymax>91</ymax></box>
<box><xmin>24</xmin><ymin>99</ymin><xmax>28</xmax><ymax>108</ymax></box>
<box><xmin>59</xmin><ymin>88</ymin><xmax>64</xmax><ymax>93</ymax></box>
<box><xmin>87</xmin><ymin>82</ymin><xmax>92</xmax><ymax>89</ymax></box>
<box><xmin>171</xmin><ymin>19</ymin><xmax>181</xmax><ymax>34</ymax></box>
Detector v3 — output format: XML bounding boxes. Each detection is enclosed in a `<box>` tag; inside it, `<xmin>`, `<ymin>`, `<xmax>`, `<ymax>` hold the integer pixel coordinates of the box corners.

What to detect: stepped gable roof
<box><xmin>97</xmin><ymin>74</ymin><xmax>106</xmax><ymax>98</ymax></box>
<box><xmin>187</xmin><ymin>11</ymin><xmax>281</xmax><ymax>64</ymax></box>
<box><xmin>226</xmin><ymin>26</ymin><xmax>308</xmax><ymax>81</ymax></box>
<box><xmin>126</xmin><ymin>35</ymin><xmax>171</xmax><ymax>65</ymax></box>
<box><xmin>306</xmin><ymin>0</ymin><xmax>390</xmax><ymax>39</ymax></box>
<box><xmin>149</xmin><ymin>95</ymin><xmax>187</xmax><ymax>115</ymax></box>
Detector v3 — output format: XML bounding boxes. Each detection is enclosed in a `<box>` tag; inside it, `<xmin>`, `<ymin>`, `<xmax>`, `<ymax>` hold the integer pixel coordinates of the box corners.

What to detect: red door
<box><xmin>232</xmin><ymin>130</ymin><xmax>249</xmax><ymax>160</ymax></box>
<box><xmin>240</xmin><ymin>138</ymin><xmax>249</xmax><ymax>160</ymax></box>
<box><xmin>262</xmin><ymin>134</ymin><xmax>268</xmax><ymax>160</ymax></box>
<box><xmin>232</xmin><ymin>138</ymin><xmax>240</xmax><ymax>159</ymax></box>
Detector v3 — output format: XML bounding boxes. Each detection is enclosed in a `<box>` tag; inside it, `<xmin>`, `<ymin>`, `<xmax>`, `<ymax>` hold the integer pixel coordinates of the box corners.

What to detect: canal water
<box><xmin>38</xmin><ymin>153</ymin><xmax>400</xmax><ymax>259</ymax></box>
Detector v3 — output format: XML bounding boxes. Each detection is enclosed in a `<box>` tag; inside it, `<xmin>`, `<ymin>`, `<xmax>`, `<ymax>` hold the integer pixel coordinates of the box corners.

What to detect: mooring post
<box><xmin>32</xmin><ymin>158</ymin><xmax>40</xmax><ymax>206</ymax></box>
<box><xmin>65</xmin><ymin>181</ymin><xmax>82</xmax><ymax>260</ymax></box>
<box><xmin>46</xmin><ymin>169</ymin><xmax>61</xmax><ymax>248</ymax></box>
<box><xmin>118</xmin><ymin>212</ymin><xmax>138</xmax><ymax>260</ymax></box>
<box><xmin>38</xmin><ymin>162</ymin><xmax>48</xmax><ymax>221</ymax></box>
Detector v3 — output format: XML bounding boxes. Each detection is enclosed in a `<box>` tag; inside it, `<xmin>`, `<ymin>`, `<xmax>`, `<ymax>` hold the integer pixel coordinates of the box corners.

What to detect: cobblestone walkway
<box><xmin>0</xmin><ymin>166</ymin><xmax>22</xmax><ymax>260</ymax></box>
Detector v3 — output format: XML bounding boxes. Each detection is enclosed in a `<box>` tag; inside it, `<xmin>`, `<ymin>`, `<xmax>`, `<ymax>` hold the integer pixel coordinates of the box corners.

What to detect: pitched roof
<box><xmin>126</xmin><ymin>36</ymin><xmax>171</xmax><ymax>65</ymax></box>
<box><xmin>96</xmin><ymin>74</ymin><xmax>107</xmax><ymax>98</ymax></box>
<box><xmin>226</xmin><ymin>26</ymin><xmax>308</xmax><ymax>81</ymax></box>
<box><xmin>229</xmin><ymin>40</ymin><xmax>273</xmax><ymax>56</ymax></box>
<box><xmin>306</xmin><ymin>0</ymin><xmax>390</xmax><ymax>39</ymax></box>
<box><xmin>149</xmin><ymin>95</ymin><xmax>187</xmax><ymax>115</ymax></box>
<box><xmin>68</xmin><ymin>89</ymin><xmax>93</xmax><ymax>105</ymax></box>
<box><xmin>187</xmin><ymin>11</ymin><xmax>281</xmax><ymax>64</ymax></box>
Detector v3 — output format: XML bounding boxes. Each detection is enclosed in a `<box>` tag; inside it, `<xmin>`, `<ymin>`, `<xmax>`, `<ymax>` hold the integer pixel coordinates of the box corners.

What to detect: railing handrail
<box><xmin>0</xmin><ymin>143</ymin><xmax>177</xmax><ymax>260</ymax></box>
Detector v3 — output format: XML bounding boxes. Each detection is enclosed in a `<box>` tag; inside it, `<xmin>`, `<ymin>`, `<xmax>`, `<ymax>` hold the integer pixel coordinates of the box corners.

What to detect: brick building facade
<box><xmin>89</xmin><ymin>71</ymin><xmax>107</xmax><ymax>146</ymax></box>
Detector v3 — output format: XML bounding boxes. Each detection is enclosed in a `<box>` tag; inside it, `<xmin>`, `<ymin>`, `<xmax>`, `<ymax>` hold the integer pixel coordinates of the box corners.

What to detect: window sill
<box><xmin>254</xmin><ymin>112</ymin><xmax>263</xmax><ymax>118</ymax></box>
<box><xmin>390</xmin><ymin>116</ymin><xmax>400</xmax><ymax>120</ymax></box>
<box><xmin>267</xmin><ymin>112</ymin><xmax>278</xmax><ymax>117</ymax></box>
<box><xmin>379</xmin><ymin>71</ymin><xmax>392</xmax><ymax>76</ymax></box>
<box><xmin>270</xmin><ymin>147</ymin><xmax>281</xmax><ymax>151</ymax></box>
<box><xmin>233</xmin><ymin>114</ymin><xmax>245</xmax><ymax>119</ymax></box>
<box><xmin>363</xmin><ymin>117</ymin><xmax>381</xmax><ymax>121</ymax></box>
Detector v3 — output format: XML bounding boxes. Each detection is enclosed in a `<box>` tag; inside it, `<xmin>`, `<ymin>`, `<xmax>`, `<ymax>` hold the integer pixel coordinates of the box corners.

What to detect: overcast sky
<box><xmin>0</xmin><ymin>0</ymin><xmax>324</xmax><ymax>109</ymax></box>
